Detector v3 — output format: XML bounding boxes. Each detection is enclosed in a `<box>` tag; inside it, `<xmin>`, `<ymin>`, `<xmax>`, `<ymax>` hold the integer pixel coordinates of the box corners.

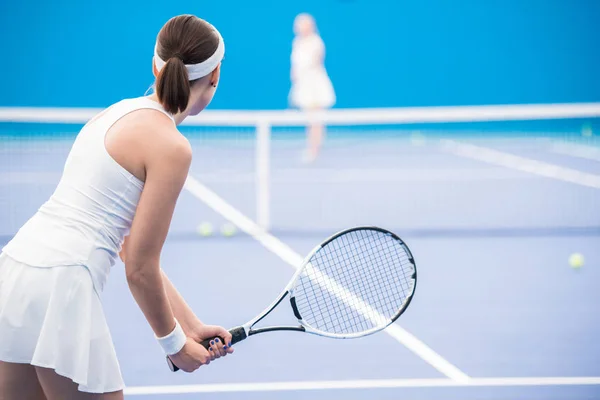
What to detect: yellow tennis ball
<box><xmin>220</xmin><ymin>222</ymin><xmax>237</xmax><ymax>237</ymax></box>
<box><xmin>569</xmin><ymin>253</ymin><xmax>584</xmax><ymax>269</ymax></box>
<box><xmin>410</xmin><ymin>131</ymin><xmax>426</xmax><ymax>146</ymax></box>
<box><xmin>196</xmin><ymin>222</ymin><xmax>213</xmax><ymax>237</ymax></box>
<box><xmin>582</xmin><ymin>123</ymin><xmax>593</xmax><ymax>137</ymax></box>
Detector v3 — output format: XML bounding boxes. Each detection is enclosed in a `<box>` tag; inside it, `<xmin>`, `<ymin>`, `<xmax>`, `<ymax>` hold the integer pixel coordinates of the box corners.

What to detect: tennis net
<box><xmin>1</xmin><ymin>103</ymin><xmax>599</xmax><ymax>241</ymax></box>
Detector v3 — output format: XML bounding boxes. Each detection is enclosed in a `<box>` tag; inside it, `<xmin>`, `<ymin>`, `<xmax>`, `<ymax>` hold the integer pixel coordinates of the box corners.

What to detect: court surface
<box><xmin>1</xmin><ymin>128</ymin><xmax>599</xmax><ymax>399</ymax></box>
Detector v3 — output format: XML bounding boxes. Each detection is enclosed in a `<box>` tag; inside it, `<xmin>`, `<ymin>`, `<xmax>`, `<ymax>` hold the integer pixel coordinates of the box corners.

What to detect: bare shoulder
<box><xmin>125</xmin><ymin>109</ymin><xmax>192</xmax><ymax>165</ymax></box>
<box><xmin>105</xmin><ymin>108</ymin><xmax>191</xmax><ymax>183</ymax></box>
<box><xmin>155</xmin><ymin>132</ymin><xmax>192</xmax><ymax>168</ymax></box>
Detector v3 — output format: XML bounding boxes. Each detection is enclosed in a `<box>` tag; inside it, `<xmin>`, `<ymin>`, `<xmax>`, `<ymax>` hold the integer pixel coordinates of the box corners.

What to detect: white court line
<box><xmin>551</xmin><ymin>142</ymin><xmax>600</xmax><ymax>162</ymax></box>
<box><xmin>124</xmin><ymin>376</ymin><xmax>600</xmax><ymax>395</ymax></box>
<box><xmin>184</xmin><ymin>176</ymin><xmax>470</xmax><ymax>383</ymax></box>
<box><xmin>442</xmin><ymin>139</ymin><xmax>600</xmax><ymax>189</ymax></box>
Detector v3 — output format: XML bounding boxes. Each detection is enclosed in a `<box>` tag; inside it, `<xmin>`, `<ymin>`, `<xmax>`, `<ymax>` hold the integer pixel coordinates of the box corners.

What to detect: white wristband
<box><xmin>156</xmin><ymin>319</ymin><xmax>187</xmax><ymax>356</ymax></box>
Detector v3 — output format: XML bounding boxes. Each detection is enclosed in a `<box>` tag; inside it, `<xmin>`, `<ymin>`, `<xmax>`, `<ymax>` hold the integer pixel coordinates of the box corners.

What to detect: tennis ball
<box><xmin>196</xmin><ymin>222</ymin><xmax>213</xmax><ymax>237</ymax></box>
<box><xmin>582</xmin><ymin>123</ymin><xmax>593</xmax><ymax>137</ymax></box>
<box><xmin>569</xmin><ymin>253</ymin><xmax>585</xmax><ymax>269</ymax></box>
<box><xmin>220</xmin><ymin>222</ymin><xmax>237</xmax><ymax>237</ymax></box>
<box><xmin>410</xmin><ymin>131</ymin><xmax>426</xmax><ymax>146</ymax></box>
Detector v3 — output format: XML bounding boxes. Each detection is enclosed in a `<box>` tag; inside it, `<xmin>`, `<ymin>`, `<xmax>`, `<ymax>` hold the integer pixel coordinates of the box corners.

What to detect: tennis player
<box><xmin>289</xmin><ymin>13</ymin><xmax>336</xmax><ymax>163</ymax></box>
<box><xmin>0</xmin><ymin>15</ymin><xmax>232</xmax><ymax>399</ymax></box>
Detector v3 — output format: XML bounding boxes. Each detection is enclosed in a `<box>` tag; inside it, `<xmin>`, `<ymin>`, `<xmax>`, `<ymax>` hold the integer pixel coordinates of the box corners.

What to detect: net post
<box><xmin>256</xmin><ymin>118</ymin><xmax>271</xmax><ymax>231</ymax></box>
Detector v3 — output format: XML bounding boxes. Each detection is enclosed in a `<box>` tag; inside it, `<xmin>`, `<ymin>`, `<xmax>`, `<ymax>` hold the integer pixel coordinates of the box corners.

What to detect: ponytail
<box><xmin>155</xmin><ymin>57</ymin><xmax>191</xmax><ymax>115</ymax></box>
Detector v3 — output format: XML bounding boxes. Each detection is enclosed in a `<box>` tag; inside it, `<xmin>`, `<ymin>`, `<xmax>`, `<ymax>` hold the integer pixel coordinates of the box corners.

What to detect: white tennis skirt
<box><xmin>0</xmin><ymin>253</ymin><xmax>124</xmax><ymax>393</ymax></box>
<box><xmin>289</xmin><ymin>70</ymin><xmax>336</xmax><ymax>110</ymax></box>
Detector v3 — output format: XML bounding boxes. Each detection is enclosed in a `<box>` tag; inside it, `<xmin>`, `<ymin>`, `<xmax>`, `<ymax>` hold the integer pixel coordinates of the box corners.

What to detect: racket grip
<box><xmin>198</xmin><ymin>326</ymin><xmax>247</xmax><ymax>349</ymax></box>
<box><xmin>167</xmin><ymin>326</ymin><xmax>247</xmax><ymax>372</ymax></box>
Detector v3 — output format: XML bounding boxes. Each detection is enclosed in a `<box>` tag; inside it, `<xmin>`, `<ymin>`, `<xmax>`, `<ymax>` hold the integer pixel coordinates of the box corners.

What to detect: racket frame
<box><xmin>167</xmin><ymin>226</ymin><xmax>416</xmax><ymax>372</ymax></box>
<box><xmin>242</xmin><ymin>226</ymin><xmax>417</xmax><ymax>339</ymax></box>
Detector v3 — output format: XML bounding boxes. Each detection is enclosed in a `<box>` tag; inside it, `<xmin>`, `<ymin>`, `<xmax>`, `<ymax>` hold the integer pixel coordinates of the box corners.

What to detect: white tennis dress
<box><xmin>0</xmin><ymin>97</ymin><xmax>174</xmax><ymax>393</ymax></box>
<box><xmin>289</xmin><ymin>34</ymin><xmax>336</xmax><ymax>109</ymax></box>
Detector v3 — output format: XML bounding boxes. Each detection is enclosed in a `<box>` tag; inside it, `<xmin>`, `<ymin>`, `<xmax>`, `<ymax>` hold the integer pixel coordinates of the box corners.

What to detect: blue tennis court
<box><xmin>2</xmin><ymin>120</ymin><xmax>599</xmax><ymax>399</ymax></box>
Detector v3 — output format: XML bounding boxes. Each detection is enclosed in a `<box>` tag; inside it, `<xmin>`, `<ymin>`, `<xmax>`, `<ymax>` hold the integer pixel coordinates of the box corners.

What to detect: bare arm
<box><xmin>113</xmin><ymin>112</ymin><xmax>233</xmax><ymax>371</ymax></box>
<box><xmin>121</xmin><ymin>241</ymin><xmax>232</xmax><ymax>351</ymax></box>
<box><xmin>120</xmin><ymin>238</ymin><xmax>200</xmax><ymax>336</ymax></box>
<box><xmin>123</xmin><ymin>126</ymin><xmax>192</xmax><ymax>337</ymax></box>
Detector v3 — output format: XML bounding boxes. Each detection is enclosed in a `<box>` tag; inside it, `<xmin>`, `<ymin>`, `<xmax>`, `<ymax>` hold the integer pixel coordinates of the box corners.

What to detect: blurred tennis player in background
<box><xmin>0</xmin><ymin>15</ymin><xmax>233</xmax><ymax>399</ymax></box>
<box><xmin>289</xmin><ymin>13</ymin><xmax>336</xmax><ymax>163</ymax></box>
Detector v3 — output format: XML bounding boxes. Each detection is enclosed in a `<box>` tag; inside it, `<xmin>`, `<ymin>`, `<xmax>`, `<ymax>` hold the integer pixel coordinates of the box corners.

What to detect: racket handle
<box><xmin>167</xmin><ymin>326</ymin><xmax>247</xmax><ymax>372</ymax></box>
<box><xmin>198</xmin><ymin>336</ymin><xmax>224</xmax><ymax>349</ymax></box>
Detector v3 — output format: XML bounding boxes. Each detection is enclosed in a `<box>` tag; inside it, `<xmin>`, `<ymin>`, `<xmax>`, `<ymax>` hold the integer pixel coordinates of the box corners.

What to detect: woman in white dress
<box><xmin>0</xmin><ymin>15</ymin><xmax>234</xmax><ymax>399</ymax></box>
<box><xmin>289</xmin><ymin>13</ymin><xmax>336</xmax><ymax>163</ymax></box>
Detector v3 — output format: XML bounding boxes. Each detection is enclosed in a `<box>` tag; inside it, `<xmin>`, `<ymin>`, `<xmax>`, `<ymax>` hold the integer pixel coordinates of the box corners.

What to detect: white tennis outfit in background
<box><xmin>0</xmin><ymin>97</ymin><xmax>174</xmax><ymax>393</ymax></box>
<box><xmin>289</xmin><ymin>34</ymin><xmax>336</xmax><ymax>109</ymax></box>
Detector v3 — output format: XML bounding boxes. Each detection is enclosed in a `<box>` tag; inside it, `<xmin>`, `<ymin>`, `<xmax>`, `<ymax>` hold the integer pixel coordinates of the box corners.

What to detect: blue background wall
<box><xmin>1</xmin><ymin>0</ymin><xmax>599</xmax><ymax>109</ymax></box>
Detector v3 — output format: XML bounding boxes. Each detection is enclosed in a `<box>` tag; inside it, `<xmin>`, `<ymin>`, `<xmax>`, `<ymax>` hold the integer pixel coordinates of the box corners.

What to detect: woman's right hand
<box><xmin>168</xmin><ymin>338</ymin><xmax>213</xmax><ymax>373</ymax></box>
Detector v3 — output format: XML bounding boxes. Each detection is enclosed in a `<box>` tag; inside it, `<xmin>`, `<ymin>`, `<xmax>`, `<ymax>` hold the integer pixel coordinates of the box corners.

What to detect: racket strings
<box><xmin>293</xmin><ymin>229</ymin><xmax>415</xmax><ymax>335</ymax></box>
<box><xmin>296</xmin><ymin>234</ymin><xmax>405</xmax><ymax>333</ymax></box>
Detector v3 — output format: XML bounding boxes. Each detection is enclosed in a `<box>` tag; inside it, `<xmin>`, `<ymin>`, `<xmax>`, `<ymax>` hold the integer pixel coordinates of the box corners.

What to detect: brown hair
<box><xmin>155</xmin><ymin>15</ymin><xmax>220</xmax><ymax>114</ymax></box>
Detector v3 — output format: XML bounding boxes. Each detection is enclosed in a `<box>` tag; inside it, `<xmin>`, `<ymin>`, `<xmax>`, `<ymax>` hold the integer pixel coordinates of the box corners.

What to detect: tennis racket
<box><xmin>167</xmin><ymin>226</ymin><xmax>417</xmax><ymax>372</ymax></box>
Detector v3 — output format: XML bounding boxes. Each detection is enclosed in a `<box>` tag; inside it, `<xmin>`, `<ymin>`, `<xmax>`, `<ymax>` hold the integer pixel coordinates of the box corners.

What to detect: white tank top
<box><xmin>3</xmin><ymin>97</ymin><xmax>174</xmax><ymax>292</ymax></box>
<box><xmin>291</xmin><ymin>34</ymin><xmax>326</xmax><ymax>77</ymax></box>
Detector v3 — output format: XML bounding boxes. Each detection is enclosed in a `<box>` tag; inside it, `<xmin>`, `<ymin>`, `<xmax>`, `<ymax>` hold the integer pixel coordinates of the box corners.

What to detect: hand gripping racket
<box><xmin>167</xmin><ymin>226</ymin><xmax>417</xmax><ymax>371</ymax></box>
